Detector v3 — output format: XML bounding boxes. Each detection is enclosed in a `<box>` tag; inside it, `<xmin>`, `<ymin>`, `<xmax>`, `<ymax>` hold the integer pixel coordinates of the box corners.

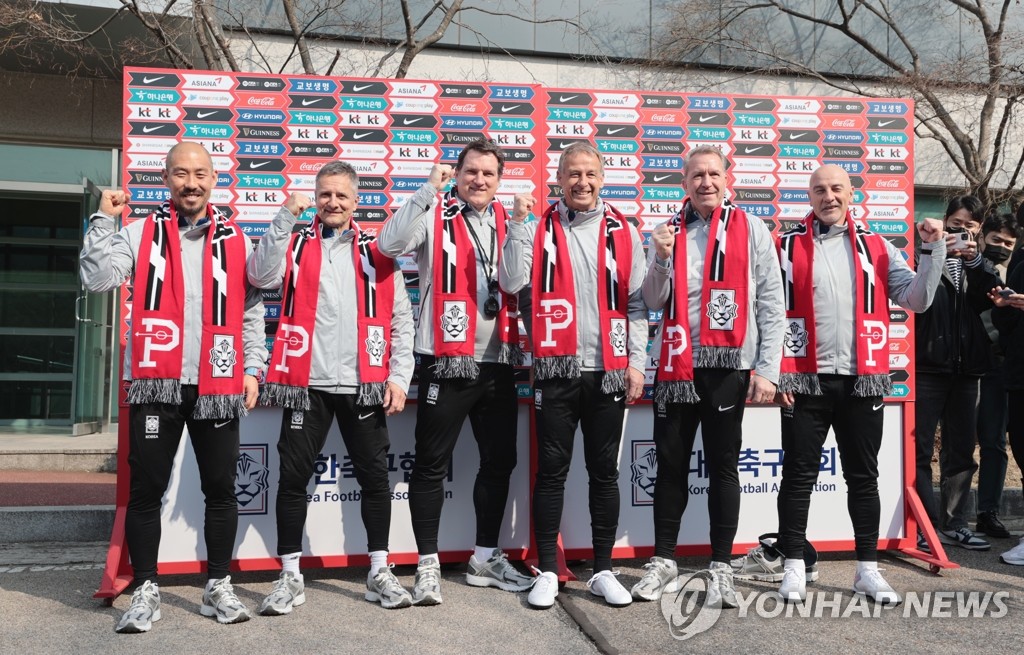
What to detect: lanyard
<box><xmin>462</xmin><ymin>212</ymin><xmax>496</xmax><ymax>282</ymax></box>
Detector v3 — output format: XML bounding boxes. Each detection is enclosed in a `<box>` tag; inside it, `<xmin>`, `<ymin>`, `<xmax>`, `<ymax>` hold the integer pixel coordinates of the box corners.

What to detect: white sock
<box><xmin>419</xmin><ymin>553</ymin><xmax>439</xmax><ymax>566</ymax></box>
<box><xmin>369</xmin><ymin>550</ymin><xmax>389</xmax><ymax>575</ymax></box>
<box><xmin>783</xmin><ymin>558</ymin><xmax>805</xmax><ymax>571</ymax></box>
<box><xmin>856</xmin><ymin>560</ymin><xmax>878</xmax><ymax>574</ymax></box>
<box><xmin>474</xmin><ymin>545</ymin><xmax>496</xmax><ymax>562</ymax></box>
<box><xmin>281</xmin><ymin>552</ymin><xmax>301</xmax><ymax>577</ymax></box>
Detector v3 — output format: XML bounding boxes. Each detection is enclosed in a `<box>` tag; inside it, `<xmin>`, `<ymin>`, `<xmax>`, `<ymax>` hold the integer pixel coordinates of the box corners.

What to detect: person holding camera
<box><xmin>499</xmin><ymin>142</ymin><xmax>648</xmax><ymax>609</ymax></box>
<box><xmin>914</xmin><ymin>196</ymin><xmax>1005</xmax><ymax>553</ymax></box>
<box><xmin>376</xmin><ymin>139</ymin><xmax>534</xmax><ymax>605</ymax></box>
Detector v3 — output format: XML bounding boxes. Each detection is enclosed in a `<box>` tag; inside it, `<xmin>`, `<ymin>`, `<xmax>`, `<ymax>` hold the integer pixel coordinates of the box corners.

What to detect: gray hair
<box><xmin>315</xmin><ymin>160</ymin><xmax>359</xmax><ymax>189</ymax></box>
<box><xmin>683</xmin><ymin>145</ymin><xmax>727</xmax><ymax>172</ymax></box>
<box><xmin>558</xmin><ymin>142</ymin><xmax>604</xmax><ymax>175</ymax></box>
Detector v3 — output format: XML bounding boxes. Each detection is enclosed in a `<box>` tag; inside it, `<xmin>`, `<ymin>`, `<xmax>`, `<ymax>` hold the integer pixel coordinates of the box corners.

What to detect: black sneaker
<box><xmin>976</xmin><ymin>511</ymin><xmax>1011</xmax><ymax>539</ymax></box>
<box><xmin>916</xmin><ymin>531</ymin><xmax>931</xmax><ymax>554</ymax></box>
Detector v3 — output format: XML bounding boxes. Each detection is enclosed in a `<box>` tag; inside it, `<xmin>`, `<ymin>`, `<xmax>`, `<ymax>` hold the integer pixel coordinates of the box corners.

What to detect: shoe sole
<box><xmin>115</xmin><ymin>608</ymin><xmax>161</xmax><ymax>633</ymax></box>
<box><xmin>365</xmin><ymin>591</ymin><xmax>413</xmax><ymax>609</ymax></box>
<box><xmin>528</xmin><ymin>595</ymin><xmax>557</xmax><ymax>609</ymax></box>
<box><xmin>734</xmin><ymin>568</ymin><xmax>820</xmax><ymax>583</ymax></box>
<box><xmin>852</xmin><ymin>589</ymin><xmax>902</xmax><ymax>606</ymax></box>
<box><xmin>938</xmin><ymin>536</ymin><xmax>992</xmax><ymax>551</ymax></box>
<box><xmin>779</xmin><ymin>591</ymin><xmax>806</xmax><ymax>603</ymax></box>
<box><xmin>259</xmin><ymin>592</ymin><xmax>305</xmax><ymax>616</ymax></box>
<box><xmin>1000</xmin><ymin>556</ymin><xmax>1024</xmax><ymax>565</ymax></box>
<box><xmin>199</xmin><ymin>604</ymin><xmax>252</xmax><ymax>624</ymax></box>
<box><xmin>412</xmin><ymin>594</ymin><xmax>442</xmax><ymax>606</ymax></box>
<box><xmin>976</xmin><ymin>528</ymin><xmax>1012</xmax><ymax>539</ymax></box>
<box><xmin>465</xmin><ymin>573</ymin><xmax>532</xmax><ymax>592</ymax></box>
<box><xmin>630</xmin><ymin>578</ymin><xmax>681</xmax><ymax>602</ymax></box>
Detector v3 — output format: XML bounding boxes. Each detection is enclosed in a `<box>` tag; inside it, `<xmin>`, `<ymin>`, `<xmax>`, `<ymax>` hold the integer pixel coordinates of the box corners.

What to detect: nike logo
<box><xmin>500</xmin><ymin>105</ymin><xmax>521</xmax><ymax>113</ymax></box>
<box><xmin>718</xmin><ymin>404</ymin><xmax>736</xmax><ymax>412</ymax></box>
<box><xmin>301</xmin><ymin>98</ymin><xmax>323</xmax><ymax>106</ymax></box>
<box><xmin>559</xmin><ymin>142</ymin><xmax>574</xmax><ymax>149</ymax></box>
<box><xmin>196</xmin><ymin>110</ymin><xmax>218</xmax><ymax>119</ymax></box>
<box><xmin>613</xmin><ymin>394</ymin><xmax>625</xmax><ymax>403</ymax></box>
<box><xmin>403</xmin><ymin>117</ymin><xmax>423</xmax><ymax>125</ymax></box>
<box><xmin>743</xmin><ymin>146</ymin><xmax>764</xmax><ymax>154</ymax></box>
<box><xmin>353</xmin><ymin>132</ymin><xmax>373</xmax><ymax>139</ymax></box>
<box><xmin>653</xmin><ymin>174</ymin><xmax>671</xmax><ymax>182</ymax></box>
<box><xmin>872</xmin><ymin>403</ymin><xmax>884</xmax><ymax>411</ymax></box>
<box><xmin>744</xmin><ymin>101</ymin><xmax>764</xmax><ymax>109</ymax></box>
<box><xmin>249</xmin><ymin>161</ymin><xmax>271</xmax><ymax>169</ymax></box>
<box><xmin>143</xmin><ymin>76</ymin><xmax>164</xmax><ymax>84</ymax></box>
<box><xmin>358</xmin><ymin>412</ymin><xmax>374</xmax><ymax>420</ymax></box>
<box><xmin>213</xmin><ymin>420</ymin><xmax>232</xmax><ymax>429</ymax></box>
<box><xmin>698</xmin><ymin>115</ymin><xmax>716</xmax><ymax>122</ymax></box>
<box><xmin>559</xmin><ymin>95</ymin><xmax>578</xmax><ymax>102</ymax></box>
<box><xmin>141</xmin><ymin>126</ymin><xmax>164</xmax><ymax>133</ymax></box>
<box><xmin>788</xmin><ymin>132</ymin><xmax>807</xmax><ymax>140</ymax></box>
<box><xmin>607</xmin><ymin>127</ymin><xmax>625</xmax><ymax>135</ymax></box>
<box><xmin>877</xmin><ymin>119</ymin><xmax>895</xmax><ymax>127</ymax></box>
<box><xmin>352</xmin><ymin>83</ymin><xmax>373</xmax><ymax>92</ymax></box>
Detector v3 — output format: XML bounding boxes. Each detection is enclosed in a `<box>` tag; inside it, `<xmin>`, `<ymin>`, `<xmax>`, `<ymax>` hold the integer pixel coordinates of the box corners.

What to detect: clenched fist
<box><xmin>511</xmin><ymin>193</ymin><xmax>536</xmax><ymax>223</ymax></box>
<box><xmin>651</xmin><ymin>222</ymin><xmax>676</xmax><ymax>260</ymax></box>
<box><xmin>99</xmin><ymin>189</ymin><xmax>128</xmax><ymax>218</ymax></box>
<box><xmin>428</xmin><ymin>164</ymin><xmax>454</xmax><ymax>190</ymax></box>
<box><xmin>284</xmin><ymin>192</ymin><xmax>312</xmax><ymax>217</ymax></box>
<box><xmin>916</xmin><ymin>217</ymin><xmax>944</xmax><ymax>243</ymax></box>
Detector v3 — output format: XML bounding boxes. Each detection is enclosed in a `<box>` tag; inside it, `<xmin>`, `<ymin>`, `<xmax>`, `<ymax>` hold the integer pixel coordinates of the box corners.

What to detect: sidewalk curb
<box><xmin>0</xmin><ymin>506</ymin><xmax>114</xmax><ymax>543</ymax></box>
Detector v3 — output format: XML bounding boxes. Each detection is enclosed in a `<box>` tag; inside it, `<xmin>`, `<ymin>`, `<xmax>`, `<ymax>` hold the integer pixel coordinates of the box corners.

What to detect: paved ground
<box><xmin>0</xmin><ymin>470</ymin><xmax>116</xmax><ymax>506</ymax></box>
<box><xmin>2</xmin><ymin>535</ymin><xmax>1022</xmax><ymax>655</ymax></box>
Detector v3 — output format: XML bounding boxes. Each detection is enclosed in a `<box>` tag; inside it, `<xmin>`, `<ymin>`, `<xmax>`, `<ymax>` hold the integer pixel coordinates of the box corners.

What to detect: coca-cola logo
<box><xmin>504</xmin><ymin>167</ymin><xmax>526</xmax><ymax>176</ymax></box>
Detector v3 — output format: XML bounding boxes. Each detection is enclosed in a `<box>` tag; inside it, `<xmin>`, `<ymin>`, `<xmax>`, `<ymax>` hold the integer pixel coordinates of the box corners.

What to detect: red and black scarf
<box><xmin>431</xmin><ymin>189</ymin><xmax>522</xmax><ymax>379</ymax></box>
<box><xmin>777</xmin><ymin>211</ymin><xmax>892</xmax><ymax>397</ymax></box>
<box><xmin>262</xmin><ymin>217</ymin><xmax>396</xmax><ymax>409</ymax></box>
<box><xmin>532</xmin><ymin>201</ymin><xmax>633</xmax><ymax>393</ymax></box>
<box><xmin>655</xmin><ymin>202</ymin><xmax>750</xmax><ymax>404</ymax></box>
<box><xmin>129</xmin><ymin>200</ymin><xmax>247</xmax><ymax>419</ymax></box>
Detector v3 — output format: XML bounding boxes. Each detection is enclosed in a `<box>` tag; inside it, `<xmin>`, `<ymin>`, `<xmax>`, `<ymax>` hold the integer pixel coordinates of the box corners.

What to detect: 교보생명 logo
<box><xmin>661</xmin><ymin>570</ymin><xmax>723</xmax><ymax>641</ymax></box>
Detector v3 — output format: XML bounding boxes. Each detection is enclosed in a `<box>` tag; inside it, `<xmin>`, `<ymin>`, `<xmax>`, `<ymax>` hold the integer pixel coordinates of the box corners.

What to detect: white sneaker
<box><xmin>586</xmin><ymin>570</ymin><xmax>632</xmax><ymax>607</ymax></box>
<box><xmin>115</xmin><ymin>581</ymin><xmax>161</xmax><ymax>633</ymax></box>
<box><xmin>527</xmin><ymin>568</ymin><xmax>559</xmax><ymax>609</ymax></box>
<box><xmin>466</xmin><ymin>549</ymin><xmax>534</xmax><ymax>592</ymax></box>
<box><xmin>852</xmin><ymin>567</ymin><xmax>901</xmax><ymax>606</ymax></box>
<box><xmin>411</xmin><ymin>557</ymin><xmax>443</xmax><ymax>606</ymax></box>
<box><xmin>200</xmin><ymin>576</ymin><xmax>252</xmax><ymax>624</ymax></box>
<box><xmin>630</xmin><ymin>556</ymin><xmax>679</xmax><ymax>601</ymax></box>
<box><xmin>1000</xmin><ymin>537</ymin><xmax>1024</xmax><ymax>566</ymax></box>
<box><xmin>259</xmin><ymin>571</ymin><xmax>305</xmax><ymax>616</ymax></box>
<box><xmin>707</xmin><ymin>561</ymin><xmax>737</xmax><ymax>609</ymax></box>
<box><xmin>778</xmin><ymin>562</ymin><xmax>806</xmax><ymax>602</ymax></box>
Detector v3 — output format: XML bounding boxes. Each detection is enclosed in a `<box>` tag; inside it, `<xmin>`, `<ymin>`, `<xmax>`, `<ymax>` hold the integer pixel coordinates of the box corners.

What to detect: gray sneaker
<box><xmin>200</xmin><ymin>576</ymin><xmax>252</xmax><ymax>624</ymax></box>
<box><xmin>466</xmin><ymin>549</ymin><xmax>534</xmax><ymax>592</ymax></box>
<box><xmin>259</xmin><ymin>571</ymin><xmax>306</xmax><ymax>616</ymax></box>
<box><xmin>707</xmin><ymin>562</ymin><xmax>737</xmax><ymax>609</ymax></box>
<box><xmin>412</xmin><ymin>556</ymin><xmax>442</xmax><ymax>606</ymax></box>
<box><xmin>365</xmin><ymin>564</ymin><xmax>413</xmax><ymax>609</ymax></box>
<box><xmin>731</xmin><ymin>534</ymin><xmax>819</xmax><ymax>582</ymax></box>
<box><xmin>630</xmin><ymin>556</ymin><xmax>680</xmax><ymax>601</ymax></box>
<box><xmin>115</xmin><ymin>581</ymin><xmax>161</xmax><ymax>633</ymax></box>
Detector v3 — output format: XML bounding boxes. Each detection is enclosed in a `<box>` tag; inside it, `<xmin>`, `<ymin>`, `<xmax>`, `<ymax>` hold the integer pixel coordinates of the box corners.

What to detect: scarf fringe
<box><xmin>534</xmin><ymin>355</ymin><xmax>582</xmax><ymax>381</ymax></box>
<box><xmin>600</xmin><ymin>368</ymin><xmax>626</xmax><ymax>394</ymax></box>
<box><xmin>127</xmin><ymin>378</ymin><xmax>182</xmax><ymax>405</ymax></box>
<box><xmin>696</xmin><ymin>346</ymin><xmax>742</xmax><ymax>370</ymax></box>
<box><xmin>778</xmin><ymin>373</ymin><xmax>822</xmax><ymax>396</ymax></box>
<box><xmin>358</xmin><ymin>382</ymin><xmax>386</xmax><ymax>407</ymax></box>
<box><xmin>259</xmin><ymin>382</ymin><xmax>310</xmax><ymax>411</ymax></box>
<box><xmin>854</xmin><ymin>374</ymin><xmax>892</xmax><ymax>398</ymax></box>
<box><xmin>433</xmin><ymin>355</ymin><xmax>480</xmax><ymax>380</ymax></box>
<box><xmin>654</xmin><ymin>381</ymin><xmax>701</xmax><ymax>405</ymax></box>
<box><xmin>192</xmin><ymin>394</ymin><xmax>247</xmax><ymax>420</ymax></box>
<box><xmin>498</xmin><ymin>342</ymin><xmax>526</xmax><ymax>367</ymax></box>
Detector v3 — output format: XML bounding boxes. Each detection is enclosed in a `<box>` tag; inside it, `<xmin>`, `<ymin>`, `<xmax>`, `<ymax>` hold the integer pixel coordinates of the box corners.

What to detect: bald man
<box><xmin>773</xmin><ymin>164</ymin><xmax>944</xmax><ymax>605</ymax></box>
<box><xmin>81</xmin><ymin>142</ymin><xmax>267</xmax><ymax>632</ymax></box>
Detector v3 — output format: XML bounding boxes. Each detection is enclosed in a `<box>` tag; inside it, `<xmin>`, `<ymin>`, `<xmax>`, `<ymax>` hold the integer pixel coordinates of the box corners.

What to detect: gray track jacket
<box><xmin>246</xmin><ymin>207</ymin><xmax>414</xmax><ymax>394</ymax></box>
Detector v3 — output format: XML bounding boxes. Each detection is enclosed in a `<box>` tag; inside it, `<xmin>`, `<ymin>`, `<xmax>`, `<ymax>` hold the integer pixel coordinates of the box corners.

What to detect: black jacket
<box><xmin>915</xmin><ymin>255</ymin><xmax>1000</xmax><ymax>376</ymax></box>
<box><xmin>994</xmin><ymin>262</ymin><xmax>1024</xmax><ymax>389</ymax></box>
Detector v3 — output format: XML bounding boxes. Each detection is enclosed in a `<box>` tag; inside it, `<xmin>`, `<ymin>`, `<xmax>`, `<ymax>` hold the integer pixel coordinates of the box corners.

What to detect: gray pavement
<box><xmin>2</xmin><ymin>536</ymin><xmax>1023</xmax><ymax>655</ymax></box>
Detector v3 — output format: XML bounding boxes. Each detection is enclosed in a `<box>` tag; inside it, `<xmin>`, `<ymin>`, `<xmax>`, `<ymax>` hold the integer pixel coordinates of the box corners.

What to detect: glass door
<box><xmin>71</xmin><ymin>179</ymin><xmax>114</xmax><ymax>434</ymax></box>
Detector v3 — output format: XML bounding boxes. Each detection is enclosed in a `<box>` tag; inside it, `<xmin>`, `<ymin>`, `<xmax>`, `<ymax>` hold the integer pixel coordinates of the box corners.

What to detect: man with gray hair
<box><xmin>633</xmin><ymin>145</ymin><xmax>785</xmax><ymax>607</ymax></box>
<box><xmin>247</xmin><ymin>160</ymin><xmax>415</xmax><ymax>611</ymax></box>
<box><xmin>500</xmin><ymin>142</ymin><xmax>648</xmax><ymax>609</ymax></box>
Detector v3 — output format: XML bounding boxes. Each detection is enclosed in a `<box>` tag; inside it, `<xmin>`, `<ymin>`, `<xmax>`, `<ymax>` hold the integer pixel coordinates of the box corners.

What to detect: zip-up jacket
<box><xmin>498</xmin><ymin>199</ymin><xmax>648</xmax><ymax>372</ymax></box>
<box><xmin>641</xmin><ymin>205</ymin><xmax>786</xmax><ymax>384</ymax></box>
<box><xmin>246</xmin><ymin>207</ymin><xmax>414</xmax><ymax>393</ymax></box>
<box><xmin>915</xmin><ymin>253</ymin><xmax>1000</xmax><ymax>376</ymax></box>
<box><xmin>80</xmin><ymin>211</ymin><xmax>268</xmax><ymax>383</ymax></box>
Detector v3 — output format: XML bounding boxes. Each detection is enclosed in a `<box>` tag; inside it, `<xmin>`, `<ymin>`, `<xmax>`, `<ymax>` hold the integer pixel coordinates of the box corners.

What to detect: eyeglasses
<box><xmin>483</xmin><ymin>279</ymin><xmax>500</xmax><ymax>319</ymax></box>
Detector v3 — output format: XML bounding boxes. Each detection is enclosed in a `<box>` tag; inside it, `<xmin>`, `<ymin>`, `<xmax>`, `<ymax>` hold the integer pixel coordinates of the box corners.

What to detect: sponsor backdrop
<box><xmin>113</xmin><ymin>68</ymin><xmax>914</xmax><ymax>573</ymax></box>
